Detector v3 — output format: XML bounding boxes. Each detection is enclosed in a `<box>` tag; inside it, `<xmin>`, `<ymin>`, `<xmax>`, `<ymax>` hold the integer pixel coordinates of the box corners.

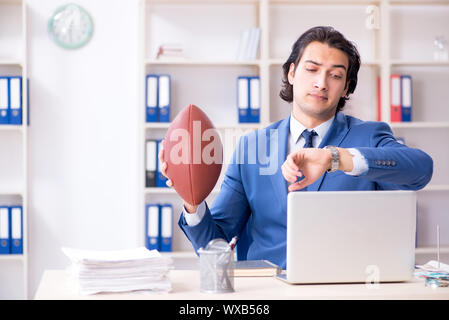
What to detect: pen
<box><xmin>228</xmin><ymin>236</ymin><xmax>238</xmax><ymax>251</ymax></box>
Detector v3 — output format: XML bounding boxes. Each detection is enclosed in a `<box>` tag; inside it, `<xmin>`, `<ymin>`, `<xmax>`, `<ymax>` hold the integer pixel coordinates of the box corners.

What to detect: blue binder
<box><xmin>0</xmin><ymin>77</ymin><xmax>9</xmax><ymax>125</ymax></box>
<box><xmin>145</xmin><ymin>204</ymin><xmax>159</xmax><ymax>250</ymax></box>
<box><xmin>237</xmin><ymin>76</ymin><xmax>249</xmax><ymax>123</ymax></box>
<box><xmin>158</xmin><ymin>75</ymin><xmax>170</xmax><ymax>122</ymax></box>
<box><xmin>9</xmin><ymin>76</ymin><xmax>22</xmax><ymax>125</ymax></box>
<box><xmin>156</xmin><ymin>140</ymin><xmax>168</xmax><ymax>188</ymax></box>
<box><xmin>146</xmin><ymin>74</ymin><xmax>158</xmax><ymax>122</ymax></box>
<box><xmin>249</xmin><ymin>76</ymin><xmax>260</xmax><ymax>123</ymax></box>
<box><xmin>0</xmin><ymin>207</ymin><xmax>10</xmax><ymax>254</ymax></box>
<box><xmin>400</xmin><ymin>75</ymin><xmax>412</xmax><ymax>122</ymax></box>
<box><xmin>159</xmin><ymin>204</ymin><xmax>172</xmax><ymax>252</ymax></box>
<box><xmin>10</xmin><ymin>206</ymin><xmax>22</xmax><ymax>254</ymax></box>
<box><xmin>145</xmin><ymin>140</ymin><xmax>157</xmax><ymax>187</ymax></box>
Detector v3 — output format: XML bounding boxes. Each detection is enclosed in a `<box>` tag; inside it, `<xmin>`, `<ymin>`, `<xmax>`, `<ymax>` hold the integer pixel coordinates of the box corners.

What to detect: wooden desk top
<box><xmin>34</xmin><ymin>269</ymin><xmax>449</xmax><ymax>300</ymax></box>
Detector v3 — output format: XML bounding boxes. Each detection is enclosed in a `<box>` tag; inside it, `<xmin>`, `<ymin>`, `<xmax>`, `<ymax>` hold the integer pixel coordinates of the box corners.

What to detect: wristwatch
<box><xmin>324</xmin><ymin>145</ymin><xmax>339</xmax><ymax>172</ymax></box>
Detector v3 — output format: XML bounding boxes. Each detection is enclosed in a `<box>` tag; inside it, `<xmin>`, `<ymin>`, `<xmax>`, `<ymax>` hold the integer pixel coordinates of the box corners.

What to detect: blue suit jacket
<box><xmin>178</xmin><ymin>112</ymin><xmax>433</xmax><ymax>269</ymax></box>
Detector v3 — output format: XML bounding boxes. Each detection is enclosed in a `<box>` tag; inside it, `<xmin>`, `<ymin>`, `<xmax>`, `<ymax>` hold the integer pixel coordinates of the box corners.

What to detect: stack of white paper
<box><xmin>62</xmin><ymin>247</ymin><xmax>173</xmax><ymax>295</ymax></box>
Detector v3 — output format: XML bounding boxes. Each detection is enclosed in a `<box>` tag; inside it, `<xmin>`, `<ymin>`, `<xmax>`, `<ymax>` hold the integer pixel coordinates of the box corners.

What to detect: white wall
<box><xmin>25</xmin><ymin>0</ymin><xmax>140</xmax><ymax>298</ymax></box>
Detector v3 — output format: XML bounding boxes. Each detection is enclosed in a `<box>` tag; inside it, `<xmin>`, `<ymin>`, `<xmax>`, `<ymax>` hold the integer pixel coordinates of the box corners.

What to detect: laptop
<box><xmin>277</xmin><ymin>190</ymin><xmax>416</xmax><ymax>284</ymax></box>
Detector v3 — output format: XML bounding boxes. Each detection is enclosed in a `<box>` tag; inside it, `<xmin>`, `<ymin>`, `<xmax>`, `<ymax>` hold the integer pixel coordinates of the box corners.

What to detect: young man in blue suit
<box><xmin>160</xmin><ymin>26</ymin><xmax>433</xmax><ymax>269</ymax></box>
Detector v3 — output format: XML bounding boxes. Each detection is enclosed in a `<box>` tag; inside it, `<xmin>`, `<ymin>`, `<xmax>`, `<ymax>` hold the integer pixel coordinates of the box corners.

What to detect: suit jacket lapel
<box><xmin>268</xmin><ymin>116</ymin><xmax>290</xmax><ymax>213</ymax></box>
<box><xmin>307</xmin><ymin>112</ymin><xmax>350</xmax><ymax>191</ymax></box>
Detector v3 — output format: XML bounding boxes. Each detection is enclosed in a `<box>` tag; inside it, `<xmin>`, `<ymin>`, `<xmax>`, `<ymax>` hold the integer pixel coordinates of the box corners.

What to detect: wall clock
<box><xmin>48</xmin><ymin>3</ymin><xmax>94</xmax><ymax>49</ymax></box>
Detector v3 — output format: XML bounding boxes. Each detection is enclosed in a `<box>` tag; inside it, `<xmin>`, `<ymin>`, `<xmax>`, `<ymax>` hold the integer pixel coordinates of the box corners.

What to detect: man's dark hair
<box><xmin>279</xmin><ymin>26</ymin><xmax>361</xmax><ymax>113</ymax></box>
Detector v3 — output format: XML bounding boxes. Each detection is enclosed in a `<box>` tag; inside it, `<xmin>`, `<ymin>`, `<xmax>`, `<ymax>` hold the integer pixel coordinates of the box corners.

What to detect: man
<box><xmin>159</xmin><ymin>26</ymin><xmax>433</xmax><ymax>269</ymax></box>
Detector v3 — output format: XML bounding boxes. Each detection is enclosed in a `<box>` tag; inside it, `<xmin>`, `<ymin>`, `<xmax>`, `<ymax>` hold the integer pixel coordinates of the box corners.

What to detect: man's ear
<box><xmin>288</xmin><ymin>63</ymin><xmax>296</xmax><ymax>85</ymax></box>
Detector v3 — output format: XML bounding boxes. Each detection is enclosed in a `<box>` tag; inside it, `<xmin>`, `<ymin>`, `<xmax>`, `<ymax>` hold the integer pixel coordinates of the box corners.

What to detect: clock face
<box><xmin>48</xmin><ymin>3</ymin><xmax>94</xmax><ymax>49</ymax></box>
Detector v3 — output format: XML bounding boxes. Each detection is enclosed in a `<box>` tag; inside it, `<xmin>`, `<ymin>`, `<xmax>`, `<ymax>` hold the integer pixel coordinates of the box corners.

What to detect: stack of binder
<box><xmin>146</xmin><ymin>74</ymin><xmax>171</xmax><ymax>123</ymax></box>
<box><xmin>145</xmin><ymin>203</ymin><xmax>173</xmax><ymax>252</ymax></box>
<box><xmin>0</xmin><ymin>205</ymin><xmax>23</xmax><ymax>254</ymax></box>
<box><xmin>145</xmin><ymin>139</ymin><xmax>168</xmax><ymax>188</ymax></box>
<box><xmin>62</xmin><ymin>247</ymin><xmax>173</xmax><ymax>295</ymax></box>
<box><xmin>236</xmin><ymin>27</ymin><xmax>261</xmax><ymax>61</ymax></box>
<box><xmin>0</xmin><ymin>76</ymin><xmax>23</xmax><ymax>125</ymax></box>
<box><xmin>237</xmin><ymin>76</ymin><xmax>260</xmax><ymax>123</ymax></box>
<box><xmin>378</xmin><ymin>75</ymin><xmax>412</xmax><ymax>122</ymax></box>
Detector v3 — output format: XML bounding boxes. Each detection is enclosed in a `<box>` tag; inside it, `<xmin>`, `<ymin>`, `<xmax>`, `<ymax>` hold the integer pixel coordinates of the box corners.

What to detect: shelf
<box><xmin>0</xmin><ymin>125</ymin><xmax>24</xmax><ymax>132</ymax></box>
<box><xmin>146</xmin><ymin>59</ymin><xmax>260</xmax><ymax>67</ymax></box>
<box><xmin>0</xmin><ymin>254</ymin><xmax>25</xmax><ymax>261</ymax></box>
<box><xmin>269</xmin><ymin>0</ymin><xmax>382</xmax><ymax>5</ymax></box>
<box><xmin>145</xmin><ymin>187</ymin><xmax>220</xmax><ymax>195</ymax></box>
<box><xmin>147</xmin><ymin>0</ymin><xmax>259</xmax><ymax>4</ymax></box>
<box><xmin>268</xmin><ymin>58</ymin><xmax>381</xmax><ymax>67</ymax></box>
<box><xmin>390</xmin><ymin>122</ymin><xmax>449</xmax><ymax>129</ymax></box>
<box><xmin>0</xmin><ymin>0</ymin><xmax>22</xmax><ymax>5</ymax></box>
<box><xmin>0</xmin><ymin>189</ymin><xmax>24</xmax><ymax>196</ymax></box>
<box><xmin>390</xmin><ymin>60</ymin><xmax>449</xmax><ymax>66</ymax></box>
<box><xmin>145</xmin><ymin>123</ymin><xmax>261</xmax><ymax>130</ymax></box>
<box><xmin>416</xmin><ymin>246</ymin><xmax>449</xmax><ymax>255</ymax></box>
<box><xmin>389</xmin><ymin>0</ymin><xmax>449</xmax><ymax>6</ymax></box>
<box><xmin>0</xmin><ymin>59</ymin><xmax>23</xmax><ymax>67</ymax></box>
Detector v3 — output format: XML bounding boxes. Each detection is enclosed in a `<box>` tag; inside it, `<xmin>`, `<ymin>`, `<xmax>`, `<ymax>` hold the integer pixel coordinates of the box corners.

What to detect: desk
<box><xmin>34</xmin><ymin>269</ymin><xmax>449</xmax><ymax>300</ymax></box>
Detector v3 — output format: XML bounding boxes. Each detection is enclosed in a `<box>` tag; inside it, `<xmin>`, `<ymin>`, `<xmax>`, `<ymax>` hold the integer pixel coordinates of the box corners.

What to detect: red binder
<box><xmin>390</xmin><ymin>74</ymin><xmax>402</xmax><ymax>122</ymax></box>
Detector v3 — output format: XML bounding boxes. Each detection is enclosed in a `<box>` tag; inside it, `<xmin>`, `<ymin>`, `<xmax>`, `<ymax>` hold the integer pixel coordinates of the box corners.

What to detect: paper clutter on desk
<box><xmin>415</xmin><ymin>260</ymin><xmax>449</xmax><ymax>288</ymax></box>
<box><xmin>62</xmin><ymin>247</ymin><xmax>173</xmax><ymax>295</ymax></box>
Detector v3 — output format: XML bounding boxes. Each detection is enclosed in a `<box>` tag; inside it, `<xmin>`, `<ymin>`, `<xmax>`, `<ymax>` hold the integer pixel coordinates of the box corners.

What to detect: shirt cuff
<box><xmin>345</xmin><ymin>148</ymin><xmax>368</xmax><ymax>176</ymax></box>
<box><xmin>182</xmin><ymin>201</ymin><xmax>206</xmax><ymax>226</ymax></box>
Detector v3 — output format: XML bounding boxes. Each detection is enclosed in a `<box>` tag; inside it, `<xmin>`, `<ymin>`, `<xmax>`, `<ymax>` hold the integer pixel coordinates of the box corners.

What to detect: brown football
<box><xmin>164</xmin><ymin>104</ymin><xmax>223</xmax><ymax>206</ymax></box>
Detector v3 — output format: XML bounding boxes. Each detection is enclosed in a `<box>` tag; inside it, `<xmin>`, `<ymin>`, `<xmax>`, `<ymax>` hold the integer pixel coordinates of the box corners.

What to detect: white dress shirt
<box><xmin>183</xmin><ymin>113</ymin><xmax>368</xmax><ymax>226</ymax></box>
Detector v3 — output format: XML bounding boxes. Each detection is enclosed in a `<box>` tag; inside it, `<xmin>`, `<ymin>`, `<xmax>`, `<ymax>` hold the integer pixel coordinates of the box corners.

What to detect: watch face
<box><xmin>48</xmin><ymin>3</ymin><xmax>94</xmax><ymax>49</ymax></box>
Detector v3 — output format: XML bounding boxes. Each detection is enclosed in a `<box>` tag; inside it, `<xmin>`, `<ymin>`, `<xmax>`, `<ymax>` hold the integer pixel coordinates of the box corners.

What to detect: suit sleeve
<box><xmin>178</xmin><ymin>136</ymin><xmax>251</xmax><ymax>253</ymax></box>
<box><xmin>356</xmin><ymin>122</ymin><xmax>433</xmax><ymax>190</ymax></box>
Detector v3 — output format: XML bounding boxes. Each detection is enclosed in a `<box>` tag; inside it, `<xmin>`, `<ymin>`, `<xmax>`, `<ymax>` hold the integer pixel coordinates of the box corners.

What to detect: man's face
<box><xmin>288</xmin><ymin>41</ymin><xmax>349</xmax><ymax>122</ymax></box>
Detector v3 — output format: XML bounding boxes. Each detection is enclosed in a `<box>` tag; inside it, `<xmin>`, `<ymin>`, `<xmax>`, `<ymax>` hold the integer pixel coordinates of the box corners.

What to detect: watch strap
<box><xmin>324</xmin><ymin>146</ymin><xmax>339</xmax><ymax>172</ymax></box>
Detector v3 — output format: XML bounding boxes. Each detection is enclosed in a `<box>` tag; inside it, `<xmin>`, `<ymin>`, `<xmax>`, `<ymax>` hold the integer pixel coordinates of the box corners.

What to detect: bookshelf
<box><xmin>140</xmin><ymin>0</ymin><xmax>449</xmax><ymax>254</ymax></box>
<box><xmin>0</xmin><ymin>0</ymin><xmax>28</xmax><ymax>299</ymax></box>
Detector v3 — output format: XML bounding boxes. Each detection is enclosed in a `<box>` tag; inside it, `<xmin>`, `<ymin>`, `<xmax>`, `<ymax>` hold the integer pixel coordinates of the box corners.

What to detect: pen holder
<box><xmin>198</xmin><ymin>245</ymin><xmax>234</xmax><ymax>293</ymax></box>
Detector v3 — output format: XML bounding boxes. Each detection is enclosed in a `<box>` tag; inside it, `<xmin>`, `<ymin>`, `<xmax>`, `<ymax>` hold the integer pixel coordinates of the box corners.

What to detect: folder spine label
<box><xmin>401</xmin><ymin>75</ymin><xmax>412</xmax><ymax>122</ymax></box>
<box><xmin>237</xmin><ymin>76</ymin><xmax>249</xmax><ymax>123</ymax></box>
<box><xmin>158</xmin><ymin>75</ymin><xmax>171</xmax><ymax>123</ymax></box>
<box><xmin>9</xmin><ymin>76</ymin><xmax>22</xmax><ymax>125</ymax></box>
<box><xmin>0</xmin><ymin>207</ymin><xmax>10</xmax><ymax>254</ymax></box>
<box><xmin>10</xmin><ymin>206</ymin><xmax>22</xmax><ymax>254</ymax></box>
<box><xmin>146</xmin><ymin>75</ymin><xmax>159</xmax><ymax>122</ymax></box>
<box><xmin>145</xmin><ymin>204</ymin><xmax>159</xmax><ymax>250</ymax></box>
<box><xmin>159</xmin><ymin>204</ymin><xmax>172</xmax><ymax>252</ymax></box>
<box><xmin>0</xmin><ymin>77</ymin><xmax>9</xmax><ymax>125</ymax></box>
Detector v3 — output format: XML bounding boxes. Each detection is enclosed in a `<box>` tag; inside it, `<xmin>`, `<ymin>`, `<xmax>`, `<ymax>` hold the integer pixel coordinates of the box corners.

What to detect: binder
<box><xmin>156</xmin><ymin>139</ymin><xmax>168</xmax><ymax>188</ymax></box>
<box><xmin>145</xmin><ymin>140</ymin><xmax>157</xmax><ymax>187</ymax></box>
<box><xmin>158</xmin><ymin>75</ymin><xmax>170</xmax><ymax>122</ymax></box>
<box><xmin>146</xmin><ymin>74</ymin><xmax>158</xmax><ymax>122</ymax></box>
<box><xmin>0</xmin><ymin>77</ymin><xmax>9</xmax><ymax>125</ymax></box>
<box><xmin>159</xmin><ymin>204</ymin><xmax>172</xmax><ymax>252</ymax></box>
<box><xmin>145</xmin><ymin>204</ymin><xmax>160</xmax><ymax>250</ymax></box>
<box><xmin>237</xmin><ymin>76</ymin><xmax>249</xmax><ymax>123</ymax></box>
<box><xmin>9</xmin><ymin>76</ymin><xmax>22</xmax><ymax>125</ymax></box>
<box><xmin>401</xmin><ymin>75</ymin><xmax>412</xmax><ymax>122</ymax></box>
<box><xmin>390</xmin><ymin>74</ymin><xmax>402</xmax><ymax>122</ymax></box>
<box><xmin>249</xmin><ymin>76</ymin><xmax>260</xmax><ymax>123</ymax></box>
<box><xmin>0</xmin><ymin>207</ymin><xmax>10</xmax><ymax>254</ymax></box>
<box><xmin>10</xmin><ymin>206</ymin><xmax>22</xmax><ymax>254</ymax></box>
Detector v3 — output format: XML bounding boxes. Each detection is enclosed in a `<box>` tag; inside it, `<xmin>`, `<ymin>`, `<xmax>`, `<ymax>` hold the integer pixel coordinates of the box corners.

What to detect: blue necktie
<box><xmin>293</xmin><ymin>130</ymin><xmax>317</xmax><ymax>191</ymax></box>
<box><xmin>302</xmin><ymin>129</ymin><xmax>317</xmax><ymax>148</ymax></box>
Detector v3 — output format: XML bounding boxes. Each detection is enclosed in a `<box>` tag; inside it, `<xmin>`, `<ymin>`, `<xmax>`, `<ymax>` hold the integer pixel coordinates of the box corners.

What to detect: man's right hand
<box><xmin>158</xmin><ymin>139</ymin><xmax>198</xmax><ymax>213</ymax></box>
